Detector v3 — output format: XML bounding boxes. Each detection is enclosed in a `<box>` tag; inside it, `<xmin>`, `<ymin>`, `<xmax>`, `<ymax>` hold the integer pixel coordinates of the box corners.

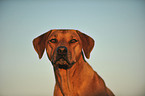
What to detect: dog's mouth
<box><xmin>53</xmin><ymin>58</ymin><xmax>74</xmax><ymax>69</ymax></box>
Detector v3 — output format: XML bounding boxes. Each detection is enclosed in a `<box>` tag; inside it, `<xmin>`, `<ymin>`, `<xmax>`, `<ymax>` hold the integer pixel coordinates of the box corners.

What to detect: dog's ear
<box><xmin>33</xmin><ymin>30</ymin><xmax>52</xmax><ymax>59</ymax></box>
<box><xmin>76</xmin><ymin>30</ymin><xmax>94</xmax><ymax>59</ymax></box>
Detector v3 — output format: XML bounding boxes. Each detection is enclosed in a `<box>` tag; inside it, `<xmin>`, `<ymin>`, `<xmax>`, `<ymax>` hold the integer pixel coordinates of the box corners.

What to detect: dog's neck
<box><xmin>53</xmin><ymin>54</ymin><xmax>87</xmax><ymax>96</ymax></box>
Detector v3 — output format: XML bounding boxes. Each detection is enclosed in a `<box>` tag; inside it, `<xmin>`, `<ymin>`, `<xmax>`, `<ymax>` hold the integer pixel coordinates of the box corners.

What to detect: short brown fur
<box><xmin>33</xmin><ymin>29</ymin><xmax>115</xmax><ymax>96</ymax></box>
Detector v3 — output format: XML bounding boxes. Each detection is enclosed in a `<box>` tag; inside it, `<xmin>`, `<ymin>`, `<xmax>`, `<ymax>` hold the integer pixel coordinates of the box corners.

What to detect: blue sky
<box><xmin>0</xmin><ymin>0</ymin><xmax>145</xmax><ymax>96</ymax></box>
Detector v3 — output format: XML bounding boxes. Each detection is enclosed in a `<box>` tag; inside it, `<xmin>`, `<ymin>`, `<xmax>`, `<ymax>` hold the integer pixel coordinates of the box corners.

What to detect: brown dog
<box><xmin>33</xmin><ymin>29</ymin><xmax>114</xmax><ymax>96</ymax></box>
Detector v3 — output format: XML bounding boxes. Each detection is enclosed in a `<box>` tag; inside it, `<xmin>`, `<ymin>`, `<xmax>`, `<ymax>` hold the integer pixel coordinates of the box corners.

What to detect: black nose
<box><xmin>57</xmin><ymin>46</ymin><xmax>67</xmax><ymax>55</ymax></box>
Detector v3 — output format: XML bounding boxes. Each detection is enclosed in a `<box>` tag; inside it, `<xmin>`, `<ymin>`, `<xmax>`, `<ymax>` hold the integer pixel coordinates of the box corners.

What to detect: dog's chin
<box><xmin>54</xmin><ymin>58</ymin><xmax>71</xmax><ymax>69</ymax></box>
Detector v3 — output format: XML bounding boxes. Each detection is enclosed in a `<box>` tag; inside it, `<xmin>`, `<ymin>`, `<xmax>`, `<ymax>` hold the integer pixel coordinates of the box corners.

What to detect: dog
<box><xmin>33</xmin><ymin>29</ymin><xmax>115</xmax><ymax>96</ymax></box>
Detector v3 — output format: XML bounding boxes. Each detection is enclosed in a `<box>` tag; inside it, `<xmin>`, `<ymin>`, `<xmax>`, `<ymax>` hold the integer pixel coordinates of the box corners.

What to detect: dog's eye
<box><xmin>49</xmin><ymin>39</ymin><xmax>58</xmax><ymax>43</ymax></box>
<box><xmin>70</xmin><ymin>39</ymin><xmax>78</xmax><ymax>43</ymax></box>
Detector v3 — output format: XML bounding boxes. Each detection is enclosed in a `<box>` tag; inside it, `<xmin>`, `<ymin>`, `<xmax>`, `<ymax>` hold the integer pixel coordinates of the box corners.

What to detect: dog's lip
<box><xmin>52</xmin><ymin>57</ymin><xmax>76</xmax><ymax>69</ymax></box>
<box><xmin>53</xmin><ymin>57</ymin><xmax>69</xmax><ymax>64</ymax></box>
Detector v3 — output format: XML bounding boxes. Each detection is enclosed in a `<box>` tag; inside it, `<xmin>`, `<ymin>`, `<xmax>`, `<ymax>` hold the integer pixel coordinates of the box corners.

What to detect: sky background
<box><xmin>0</xmin><ymin>0</ymin><xmax>145</xmax><ymax>96</ymax></box>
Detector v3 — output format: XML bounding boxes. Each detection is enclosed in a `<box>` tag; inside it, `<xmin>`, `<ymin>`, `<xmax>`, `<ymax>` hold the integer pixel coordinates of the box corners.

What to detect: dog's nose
<box><xmin>57</xmin><ymin>46</ymin><xmax>67</xmax><ymax>55</ymax></box>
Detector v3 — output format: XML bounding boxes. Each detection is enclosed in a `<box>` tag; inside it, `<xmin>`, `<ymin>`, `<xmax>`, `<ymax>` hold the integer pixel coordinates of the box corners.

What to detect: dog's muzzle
<box><xmin>53</xmin><ymin>46</ymin><xmax>73</xmax><ymax>69</ymax></box>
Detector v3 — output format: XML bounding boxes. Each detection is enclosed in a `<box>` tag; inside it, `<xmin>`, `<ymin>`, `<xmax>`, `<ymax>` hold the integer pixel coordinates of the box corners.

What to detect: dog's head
<box><xmin>33</xmin><ymin>29</ymin><xmax>94</xmax><ymax>69</ymax></box>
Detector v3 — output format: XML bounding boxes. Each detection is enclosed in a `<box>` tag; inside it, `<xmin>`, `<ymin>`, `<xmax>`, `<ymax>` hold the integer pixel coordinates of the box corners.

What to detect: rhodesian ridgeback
<box><xmin>33</xmin><ymin>29</ymin><xmax>115</xmax><ymax>96</ymax></box>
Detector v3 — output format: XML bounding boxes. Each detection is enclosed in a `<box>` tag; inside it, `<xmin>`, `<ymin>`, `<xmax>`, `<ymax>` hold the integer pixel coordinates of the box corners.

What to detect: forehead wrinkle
<box><xmin>70</xmin><ymin>33</ymin><xmax>80</xmax><ymax>39</ymax></box>
<box><xmin>65</xmin><ymin>31</ymin><xmax>79</xmax><ymax>40</ymax></box>
<box><xmin>61</xmin><ymin>30</ymin><xmax>68</xmax><ymax>34</ymax></box>
<box><xmin>54</xmin><ymin>34</ymin><xmax>57</xmax><ymax>37</ymax></box>
<box><xmin>49</xmin><ymin>30</ymin><xmax>79</xmax><ymax>39</ymax></box>
<box><xmin>49</xmin><ymin>33</ymin><xmax>57</xmax><ymax>38</ymax></box>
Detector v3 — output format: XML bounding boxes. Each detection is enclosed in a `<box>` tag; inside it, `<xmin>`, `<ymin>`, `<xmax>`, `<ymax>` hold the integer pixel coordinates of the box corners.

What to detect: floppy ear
<box><xmin>76</xmin><ymin>30</ymin><xmax>94</xmax><ymax>59</ymax></box>
<box><xmin>33</xmin><ymin>31</ymin><xmax>52</xmax><ymax>59</ymax></box>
